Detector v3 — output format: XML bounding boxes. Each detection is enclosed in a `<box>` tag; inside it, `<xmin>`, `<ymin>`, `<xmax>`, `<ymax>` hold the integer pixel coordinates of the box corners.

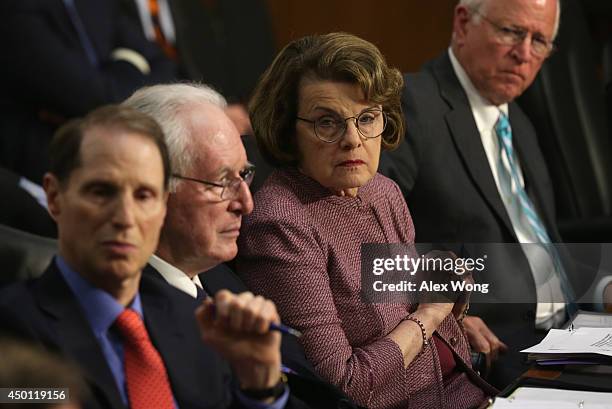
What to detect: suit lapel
<box><xmin>35</xmin><ymin>264</ymin><xmax>125</xmax><ymax>409</ymax></box>
<box><xmin>200</xmin><ymin>263</ymin><xmax>243</xmax><ymax>295</ymax></box>
<box><xmin>431</xmin><ymin>54</ymin><xmax>517</xmax><ymax>239</ymax></box>
<box><xmin>140</xmin><ymin>270</ymin><xmax>203</xmax><ymax>406</ymax></box>
<box><xmin>50</xmin><ymin>0</ymin><xmax>86</xmax><ymax>48</ymax></box>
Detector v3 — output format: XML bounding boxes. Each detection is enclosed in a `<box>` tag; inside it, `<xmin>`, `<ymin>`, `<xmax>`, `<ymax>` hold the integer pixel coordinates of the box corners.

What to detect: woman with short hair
<box><xmin>237</xmin><ymin>32</ymin><xmax>495</xmax><ymax>409</ymax></box>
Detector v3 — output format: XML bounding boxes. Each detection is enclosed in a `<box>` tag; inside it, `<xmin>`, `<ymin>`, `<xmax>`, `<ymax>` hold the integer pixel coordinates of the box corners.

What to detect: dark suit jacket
<box><xmin>144</xmin><ymin>262</ymin><xmax>315</xmax><ymax>377</ymax></box>
<box><xmin>0</xmin><ymin>261</ymin><xmax>321</xmax><ymax>409</ymax></box>
<box><xmin>120</xmin><ymin>0</ymin><xmax>274</xmax><ymax>103</ymax></box>
<box><xmin>200</xmin><ymin>263</ymin><xmax>314</xmax><ymax>373</ymax></box>
<box><xmin>379</xmin><ymin>52</ymin><xmax>592</xmax><ymax>386</ymax></box>
<box><xmin>0</xmin><ymin>168</ymin><xmax>56</xmax><ymax>238</ymax></box>
<box><xmin>146</xmin><ymin>263</ymin><xmax>357</xmax><ymax>409</ymax></box>
<box><xmin>0</xmin><ymin>0</ymin><xmax>176</xmax><ymax>183</ymax></box>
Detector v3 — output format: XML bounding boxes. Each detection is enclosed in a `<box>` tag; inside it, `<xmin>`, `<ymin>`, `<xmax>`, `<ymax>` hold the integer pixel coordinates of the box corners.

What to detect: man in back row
<box><xmin>0</xmin><ymin>105</ymin><xmax>319</xmax><ymax>408</ymax></box>
<box><xmin>381</xmin><ymin>0</ymin><xmax>612</xmax><ymax>387</ymax></box>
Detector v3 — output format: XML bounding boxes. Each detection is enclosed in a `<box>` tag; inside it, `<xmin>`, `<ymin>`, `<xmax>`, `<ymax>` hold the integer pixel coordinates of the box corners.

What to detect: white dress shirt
<box><xmin>133</xmin><ymin>0</ymin><xmax>176</xmax><ymax>44</ymax></box>
<box><xmin>149</xmin><ymin>254</ymin><xmax>203</xmax><ymax>299</ymax></box>
<box><xmin>448</xmin><ymin>48</ymin><xmax>566</xmax><ymax>327</ymax></box>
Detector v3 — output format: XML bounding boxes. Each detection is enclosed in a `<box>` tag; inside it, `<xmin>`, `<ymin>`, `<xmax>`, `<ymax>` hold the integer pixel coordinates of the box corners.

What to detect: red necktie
<box><xmin>114</xmin><ymin>309</ymin><xmax>174</xmax><ymax>409</ymax></box>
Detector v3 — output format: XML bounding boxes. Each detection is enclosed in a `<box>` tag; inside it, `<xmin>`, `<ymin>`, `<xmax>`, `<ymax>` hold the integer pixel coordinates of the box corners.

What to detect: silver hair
<box><xmin>122</xmin><ymin>83</ymin><xmax>227</xmax><ymax>191</ymax></box>
<box><xmin>458</xmin><ymin>0</ymin><xmax>561</xmax><ymax>40</ymax></box>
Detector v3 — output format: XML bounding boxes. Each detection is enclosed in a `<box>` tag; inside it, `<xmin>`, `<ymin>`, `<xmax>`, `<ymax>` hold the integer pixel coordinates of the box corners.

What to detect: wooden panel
<box><xmin>265</xmin><ymin>0</ymin><xmax>457</xmax><ymax>73</ymax></box>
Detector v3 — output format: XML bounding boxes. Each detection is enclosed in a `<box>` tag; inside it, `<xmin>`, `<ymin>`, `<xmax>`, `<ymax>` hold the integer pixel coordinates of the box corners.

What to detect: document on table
<box><xmin>489</xmin><ymin>387</ymin><xmax>612</xmax><ymax>408</ymax></box>
<box><xmin>567</xmin><ymin>310</ymin><xmax>612</xmax><ymax>329</ymax></box>
<box><xmin>521</xmin><ymin>327</ymin><xmax>612</xmax><ymax>359</ymax></box>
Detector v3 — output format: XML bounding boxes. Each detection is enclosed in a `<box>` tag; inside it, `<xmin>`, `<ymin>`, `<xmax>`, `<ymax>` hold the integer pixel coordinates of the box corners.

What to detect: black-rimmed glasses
<box><xmin>472</xmin><ymin>9</ymin><xmax>555</xmax><ymax>58</ymax></box>
<box><xmin>297</xmin><ymin>108</ymin><xmax>387</xmax><ymax>143</ymax></box>
<box><xmin>172</xmin><ymin>165</ymin><xmax>255</xmax><ymax>200</ymax></box>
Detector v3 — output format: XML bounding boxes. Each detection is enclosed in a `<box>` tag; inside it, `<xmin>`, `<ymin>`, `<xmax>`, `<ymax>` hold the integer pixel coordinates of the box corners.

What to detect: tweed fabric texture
<box><xmin>114</xmin><ymin>308</ymin><xmax>174</xmax><ymax>409</ymax></box>
<box><xmin>237</xmin><ymin>168</ymin><xmax>489</xmax><ymax>408</ymax></box>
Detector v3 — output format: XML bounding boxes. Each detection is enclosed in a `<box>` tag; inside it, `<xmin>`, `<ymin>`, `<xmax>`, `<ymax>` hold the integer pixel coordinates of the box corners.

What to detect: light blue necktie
<box><xmin>495</xmin><ymin>112</ymin><xmax>577</xmax><ymax>318</ymax></box>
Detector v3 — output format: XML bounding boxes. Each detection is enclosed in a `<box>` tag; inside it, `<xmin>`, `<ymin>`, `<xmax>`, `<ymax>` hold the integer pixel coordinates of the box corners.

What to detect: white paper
<box><xmin>521</xmin><ymin>328</ymin><xmax>612</xmax><ymax>357</ymax></box>
<box><xmin>490</xmin><ymin>387</ymin><xmax>612</xmax><ymax>408</ymax></box>
<box><xmin>571</xmin><ymin>311</ymin><xmax>612</xmax><ymax>329</ymax></box>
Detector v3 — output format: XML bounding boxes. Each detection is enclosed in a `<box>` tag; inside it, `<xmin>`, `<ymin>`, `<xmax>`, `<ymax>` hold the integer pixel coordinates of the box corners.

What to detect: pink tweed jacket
<box><xmin>237</xmin><ymin>168</ymin><xmax>494</xmax><ymax>409</ymax></box>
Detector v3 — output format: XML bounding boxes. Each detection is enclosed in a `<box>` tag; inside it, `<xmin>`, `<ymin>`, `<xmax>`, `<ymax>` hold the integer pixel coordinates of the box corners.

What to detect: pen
<box><xmin>208</xmin><ymin>304</ymin><xmax>302</xmax><ymax>338</ymax></box>
<box><xmin>270</xmin><ymin>322</ymin><xmax>303</xmax><ymax>338</ymax></box>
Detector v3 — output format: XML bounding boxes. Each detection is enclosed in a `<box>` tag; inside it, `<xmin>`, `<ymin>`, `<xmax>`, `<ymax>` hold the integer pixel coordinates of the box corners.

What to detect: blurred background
<box><xmin>1</xmin><ymin>0</ymin><xmax>612</xmax><ymax>242</ymax></box>
<box><xmin>267</xmin><ymin>0</ymin><xmax>612</xmax><ymax>74</ymax></box>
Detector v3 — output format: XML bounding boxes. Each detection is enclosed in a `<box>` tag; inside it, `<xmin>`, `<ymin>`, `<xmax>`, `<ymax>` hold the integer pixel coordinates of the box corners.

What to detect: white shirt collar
<box><xmin>149</xmin><ymin>254</ymin><xmax>203</xmax><ymax>299</ymax></box>
<box><xmin>448</xmin><ymin>47</ymin><xmax>508</xmax><ymax>132</ymax></box>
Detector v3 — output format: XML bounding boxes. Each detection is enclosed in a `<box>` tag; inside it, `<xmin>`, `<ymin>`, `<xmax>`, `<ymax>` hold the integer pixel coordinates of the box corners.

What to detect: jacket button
<box><xmin>450</xmin><ymin>337</ymin><xmax>458</xmax><ymax>346</ymax></box>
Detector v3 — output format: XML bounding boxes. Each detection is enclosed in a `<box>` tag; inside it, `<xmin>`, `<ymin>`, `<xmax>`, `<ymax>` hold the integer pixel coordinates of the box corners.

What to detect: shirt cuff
<box><xmin>110</xmin><ymin>48</ymin><xmax>151</xmax><ymax>75</ymax></box>
<box><xmin>235</xmin><ymin>385</ymin><xmax>289</xmax><ymax>409</ymax></box>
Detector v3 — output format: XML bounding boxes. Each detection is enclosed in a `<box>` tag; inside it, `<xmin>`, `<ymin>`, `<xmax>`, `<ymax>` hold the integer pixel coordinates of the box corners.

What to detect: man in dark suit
<box><xmin>124</xmin><ymin>83</ymin><xmax>313</xmax><ymax>369</ymax></box>
<box><xmin>380</xmin><ymin>0</ymin><xmax>610</xmax><ymax>387</ymax></box>
<box><xmin>0</xmin><ymin>0</ymin><xmax>176</xmax><ymax>183</ymax></box>
<box><xmin>0</xmin><ymin>167</ymin><xmax>57</xmax><ymax>237</ymax></box>
<box><xmin>119</xmin><ymin>0</ymin><xmax>275</xmax><ymax>135</ymax></box>
<box><xmin>0</xmin><ymin>105</ymin><xmax>315</xmax><ymax>409</ymax></box>
<box><xmin>123</xmin><ymin>83</ymin><xmax>356</xmax><ymax>408</ymax></box>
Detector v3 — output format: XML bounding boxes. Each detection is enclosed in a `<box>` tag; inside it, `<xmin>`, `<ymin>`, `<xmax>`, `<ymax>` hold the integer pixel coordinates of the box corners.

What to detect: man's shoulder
<box><xmin>403</xmin><ymin>52</ymin><xmax>449</xmax><ymax>92</ymax></box>
<box><xmin>0</xmin><ymin>278</ymin><xmax>34</xmax><ymax>302</ymax></box>
<box><xmin>403</xmin><ymin>67</ymin><xmax>437</xmax><ymax>93</ymax></box>
<box><xmin>0</xmin><ymin>261</ymin><xmax>59</xmax><ymax>308</ymax></box>
<box><xmin>0</xmin><ymin>280</ymin><xmax>39</xmax><ymax>327</ymax></box>
<box><xmin>0</xmin><ymin>263</ymin><xmax>73</xmax><ymax>346</ymax></box>
<box><xmin>199</xmin><ymin>263</ymin><xmax>245</xmax><ymax>296</ymax></box>
<box><xmin>141</xmin><ymin>264</ymin><xmax>201</xmax><ymax>306</ymax></box>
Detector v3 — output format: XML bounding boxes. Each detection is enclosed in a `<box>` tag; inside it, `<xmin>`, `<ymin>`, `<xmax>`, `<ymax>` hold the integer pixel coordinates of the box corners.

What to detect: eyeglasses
<box><xmin>472</xmin><ymin>9</ymin><xmax>555</xmax><ymax>58</ymax></box>
<box><xmin>296</xmin><ymin>108</ymin><xmax>387</xmax><ymax>144</ymax></box>
<box><xmin>172</xmin><ymin>165</ymin><xmax>255</xmax><ymax>200</ymax></box>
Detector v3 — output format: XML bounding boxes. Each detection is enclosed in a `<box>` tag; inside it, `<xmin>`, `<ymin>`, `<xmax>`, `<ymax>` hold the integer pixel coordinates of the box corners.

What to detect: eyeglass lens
<box><xmin>221</xmin><ymin>167</ymin><xmax>255</xmax><ymax>200</ymax></box>
<box><xmin>315</xmin><ymin>110</ymin><xmax>386</xmax><ymax>142</ymax></box>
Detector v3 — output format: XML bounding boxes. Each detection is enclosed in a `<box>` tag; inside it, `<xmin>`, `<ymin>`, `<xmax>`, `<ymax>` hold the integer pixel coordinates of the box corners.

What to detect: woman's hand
<box><xmin>387</xmin><ymin>302</ymin><xmax>453</xmax><ymax>368</ymax></box>
<box><xmin>415</xmin><ymin>302</ymin><xmax>454</xmax><ymax>323</ymax></box>
<box><xmin>387</xmin><ymin>249</ymin><xmax>485</xmax><ymax>368</ymax></box>
<box><xmin>415</xmin><ymin>249</ymin><xmax>472</xmax><ymax>316</ymax></box>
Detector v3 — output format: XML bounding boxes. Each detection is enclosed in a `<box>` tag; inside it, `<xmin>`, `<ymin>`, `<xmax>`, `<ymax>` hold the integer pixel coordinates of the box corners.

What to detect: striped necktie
<box><xmin>495</xmin><ymin>112</ymin><xmax>577</xmax><ymax>317</ymax></box>
<box><xmin>148</xmin><ymin>0</ymin><xmax>178</xmax><ymax>60</ymax></box>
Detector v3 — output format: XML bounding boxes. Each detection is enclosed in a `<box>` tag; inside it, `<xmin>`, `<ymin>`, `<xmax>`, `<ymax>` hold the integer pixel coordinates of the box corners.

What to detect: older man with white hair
<box><xmin>381</xmin><ymin>0</ymin><xmax>612</xmax><ymax>387</ymax></box>
<box><xmin>123</xmin><ymin>83</ymin><xmax>356</xmax><ymax>409</ymax></box>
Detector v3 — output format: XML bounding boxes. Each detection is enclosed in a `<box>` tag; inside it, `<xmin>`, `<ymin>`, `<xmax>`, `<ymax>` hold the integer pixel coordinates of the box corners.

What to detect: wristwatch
<box><xmin>240</xmin><ymin>375</ymin><xmax>287</xmax><ymax>401</ymax></box>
